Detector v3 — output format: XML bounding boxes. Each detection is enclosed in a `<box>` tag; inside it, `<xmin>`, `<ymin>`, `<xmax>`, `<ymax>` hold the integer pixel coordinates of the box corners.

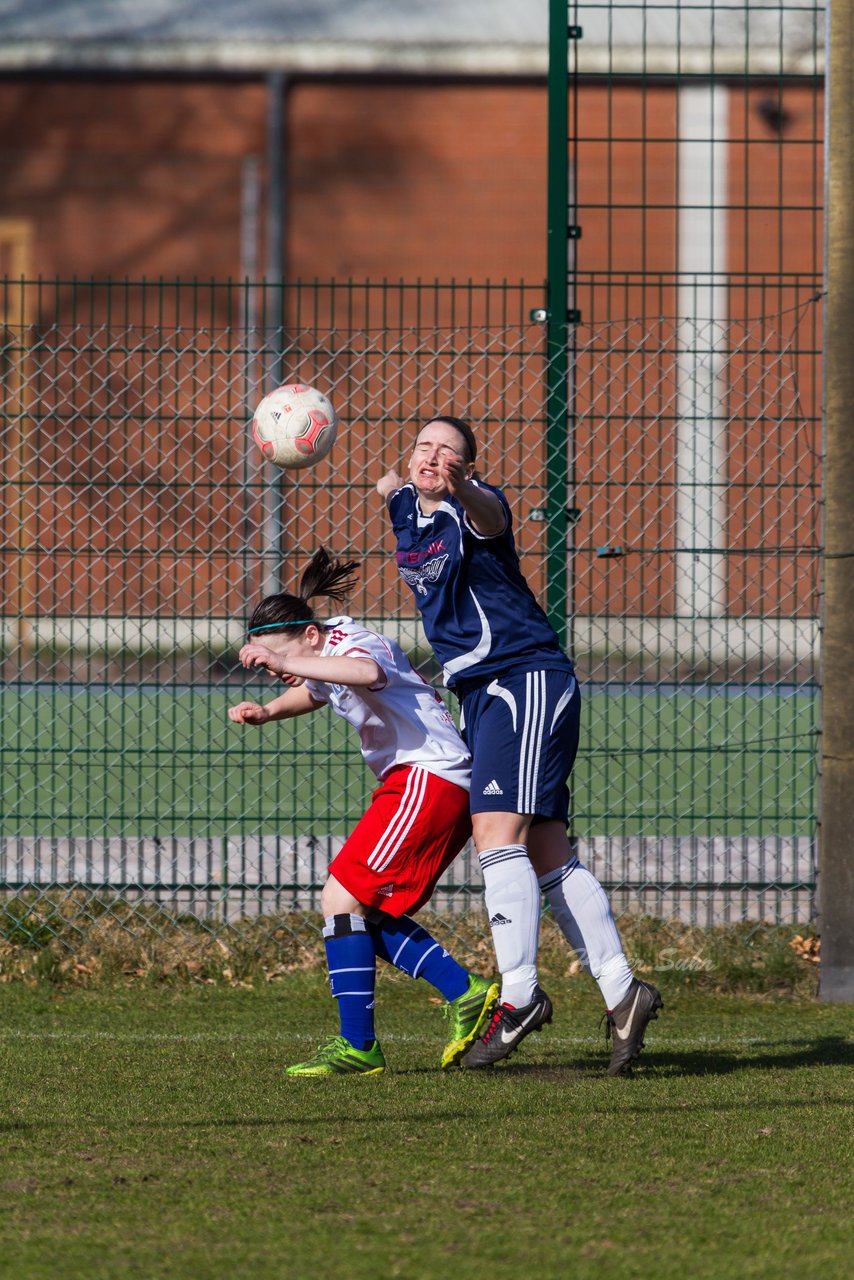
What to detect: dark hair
<box><xmin>246</xmin><ymin>548</ymin><xmax>359</xmax><ymax>640</ymax></box>
<box><xmin>422</xmin><ymin>415</ymin><xmax>477</xmax><ymax>465</ymax></box>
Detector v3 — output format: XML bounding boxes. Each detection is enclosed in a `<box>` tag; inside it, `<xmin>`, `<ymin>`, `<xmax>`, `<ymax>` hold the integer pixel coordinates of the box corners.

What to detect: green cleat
<box><xmin>285</xmin><ymin>1035</ymin><xmax>386</xmax><ymax>1078</ymax></box>
<box><xmin>440</xmin><ymin>974</ymin><xmax>500</xmax><ymax>1069</ymax></box>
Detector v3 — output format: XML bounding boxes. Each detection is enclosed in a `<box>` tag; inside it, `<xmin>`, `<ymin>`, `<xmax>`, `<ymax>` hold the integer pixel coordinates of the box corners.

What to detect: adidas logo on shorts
<box><xmin>490</xmin><ymin>912</ymin><xmax>512</xmax><ymax>926</ymax></box>
<box><xmin>482</xmin><ymin>779</ymin><xmax>504</xmax><ymax>796</ymax></box>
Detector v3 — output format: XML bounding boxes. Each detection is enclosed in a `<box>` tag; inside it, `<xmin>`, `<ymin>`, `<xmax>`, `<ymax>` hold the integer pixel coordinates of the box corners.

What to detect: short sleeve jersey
<box><xmin>302</xmin><ymin>616</ymin><xmax>471</xmax><ymax>789</ymax></box>
<box><xmin>388</xmin><ymin>480</ymin><xmax>574</xmax><ymax>691</ymax></box>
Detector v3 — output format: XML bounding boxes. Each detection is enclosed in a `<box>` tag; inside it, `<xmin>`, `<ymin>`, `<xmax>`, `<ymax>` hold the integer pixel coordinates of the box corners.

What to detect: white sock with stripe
<box><xmin>539</xmin><ymin>858</ymin><xmax>634</xmax><ymax>1010</ymax></box>
<box><xmin>479</xmin><ymin>845</ymin><xmax>540</xmax><ymax>1007</ymax></box>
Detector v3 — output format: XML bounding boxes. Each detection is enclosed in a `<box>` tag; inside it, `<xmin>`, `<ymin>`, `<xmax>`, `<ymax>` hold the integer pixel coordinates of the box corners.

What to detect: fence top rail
<box><xmin>0</xmin><ymin>273</ymin><xmax>826</xmax><ymax>288</ymax></box>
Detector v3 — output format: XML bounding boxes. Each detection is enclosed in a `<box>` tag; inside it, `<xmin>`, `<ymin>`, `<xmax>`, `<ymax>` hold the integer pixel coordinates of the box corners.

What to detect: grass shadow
<box><xmin>472</xmin><ymin>1032</ymin><xmax>854</xmax><ymax>1080</ymax></box>
<box><xmin>629</xmin><ymin>1033</ymin><xmax>854</xmax><ymax>1077</ymax></box>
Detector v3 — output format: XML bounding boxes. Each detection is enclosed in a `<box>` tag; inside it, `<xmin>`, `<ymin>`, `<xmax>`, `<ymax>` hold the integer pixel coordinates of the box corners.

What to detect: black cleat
<box><xmin>604</xmin><ymin>978</ymin><xmax>663</xmax><ymax>1075</ymax></box>
<box><xmin>461</xmin><ymin>986</ymin><xmax>553</xmax><ymax>1067</ymax></box>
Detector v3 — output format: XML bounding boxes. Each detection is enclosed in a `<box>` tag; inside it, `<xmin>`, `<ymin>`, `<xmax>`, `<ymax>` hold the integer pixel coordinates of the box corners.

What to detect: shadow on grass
<box><xmin>626</xmin><ymin>1033</ymin><xmax>854</xmax><ymax>1077</ymax></box>
<box><xmin>6</xmin><ymin>1089</ymin><xmax>851</xmax><ymax>1135</ymax></box>
<box><xmin>469</xmin><ymin>1032</ymin><xmax>854</xmax><ymax>1080</ymax></box>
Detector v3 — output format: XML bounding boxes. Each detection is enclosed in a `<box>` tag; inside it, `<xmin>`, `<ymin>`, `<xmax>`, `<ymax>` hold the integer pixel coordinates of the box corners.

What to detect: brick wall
<box><xmin>0</xmin><ymin>75</ymin><xmax>821</xmax><ymax>285</ymax></box>
<box><xmin>0</xmin><ymin>74</ymin><xmax>822</xmax><ymax>626</ymax></box>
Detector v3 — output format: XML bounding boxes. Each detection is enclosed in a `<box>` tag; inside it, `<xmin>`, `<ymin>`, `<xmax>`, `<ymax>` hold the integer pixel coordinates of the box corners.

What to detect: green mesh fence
<box><xmin>0</xmin><ymin>274</ymin><xmax>820</xmax><ymax>951</ymax></box>
<box><xmin>0</xmin><ymin>0</ymin><xmax>826</xmax><ymax>954</ymax></box>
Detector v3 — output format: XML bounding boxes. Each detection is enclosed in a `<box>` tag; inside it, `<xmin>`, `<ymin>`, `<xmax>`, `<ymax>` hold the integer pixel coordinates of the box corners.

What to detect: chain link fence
<box><xmin>0</xmin><ymin>276</ymin><xmax>820</xmax><ymax>959</ymax></box>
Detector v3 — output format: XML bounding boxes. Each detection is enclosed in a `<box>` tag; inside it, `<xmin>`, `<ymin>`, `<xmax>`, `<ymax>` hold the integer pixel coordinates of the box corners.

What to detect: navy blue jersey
<box><xmin>389</xmin><ymin>480</ymin><xmax>573</xmax><ymax>691</ymax></box>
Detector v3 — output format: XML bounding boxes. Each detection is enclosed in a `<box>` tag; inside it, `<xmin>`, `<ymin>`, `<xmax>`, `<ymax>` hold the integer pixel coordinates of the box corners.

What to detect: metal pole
<box><xmin>819</xmin><ymin>0</ymin><xmax>854</xmax><ymax>1002</ymax></box>
<box><xmin>675</xmin><ymin>84</ymin><xmax>728</xmax><ymax>626</ymax></box>
<box><xmin>263</xmin><ymin>71</ymin><xmax>287</xmax><ymax>596</ymax></box>
<box><xmin>265</xmin><ymin>71</ymin><xmax>286</xmax><ymax>299</ymax></box>
<box><xmin>545</xmin><ymin>0</ymin><xmax>572</xmax><ymax>648</ymax></box>
<box><xmin>240</xmin><ymin>154</ymin><xmax>261</xmax><ymax>611</ymax></box>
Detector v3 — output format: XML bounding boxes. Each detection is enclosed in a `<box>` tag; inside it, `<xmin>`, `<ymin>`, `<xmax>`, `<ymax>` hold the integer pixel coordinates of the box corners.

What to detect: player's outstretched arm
<box><xmin>377</xmin><ymin>469</ymin><xmax>404</xmax><ymax>506</ymax></box>
<box><xmin>228</xmin><ymin>686</ymin><xmax>320</xmax><ymax>724</ymax></box>
<box><xmin>439</xmin><ymin>454</ymin><xmax>506</xmax><ymax>537</ymax></box>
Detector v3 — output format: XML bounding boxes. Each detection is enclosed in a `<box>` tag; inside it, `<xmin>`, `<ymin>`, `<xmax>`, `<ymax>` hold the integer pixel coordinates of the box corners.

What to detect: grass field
<box><xmin>1</xmin><ymin>976</ymin><xmax>851</xmax><ymax>1280</ymax></box>
<box><xmin>1</xmin><ymin>684</ymin><xmax>816</xmax><ymax>836</ymax></box>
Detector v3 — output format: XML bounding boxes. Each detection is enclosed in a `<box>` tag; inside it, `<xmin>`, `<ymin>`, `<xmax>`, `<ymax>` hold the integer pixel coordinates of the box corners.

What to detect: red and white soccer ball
<box><xmin>251</xmin><ymin>383</ymin><xmax>338</xmax><ymax>470</ymax></box>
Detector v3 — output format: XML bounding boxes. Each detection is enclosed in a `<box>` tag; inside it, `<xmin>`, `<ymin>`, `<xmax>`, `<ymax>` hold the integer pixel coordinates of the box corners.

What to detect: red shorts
<box><xmin>328</xmin><ymin>765</ymin><xmax>472</xmax><ymax>917</ymax></box>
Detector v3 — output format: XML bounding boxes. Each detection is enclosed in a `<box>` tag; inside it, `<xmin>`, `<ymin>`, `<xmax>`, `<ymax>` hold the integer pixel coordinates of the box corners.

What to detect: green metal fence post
<box><xmin>545</xmin><ymin>0</ymin><xmax>576</xmax><ymax>650</ymax></box>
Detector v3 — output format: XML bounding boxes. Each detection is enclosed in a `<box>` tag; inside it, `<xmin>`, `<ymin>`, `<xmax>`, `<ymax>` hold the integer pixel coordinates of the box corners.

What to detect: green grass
<box><xmin>576</xmin><ymin>684</ymin><xmax>817</xmax><ymax>834</ymax></box>
<box><xmin>1</xmin><ymin>978</ymin><xmax>851</xmax><ymax>1279</ymax></box>
<box><xmin>1</xmin><ymin>685</ymin><xmax>369</xmax><ymax>834</ymax></box>
<box><xmin>1</xmin><ymin>685</ymin><xmax>816</xmax><ymax>836</ymax></box>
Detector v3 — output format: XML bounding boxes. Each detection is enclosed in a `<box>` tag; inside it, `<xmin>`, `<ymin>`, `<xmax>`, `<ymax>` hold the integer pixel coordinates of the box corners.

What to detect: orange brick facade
<box><xmin>0</xmin><ymin>75</ymin><xmax>823</xmax><ymax>282</ymax></box>
<box><xmin>0</xmin><ymin>74</ymin><xmax>822</xmax><ymax>627</ymax></box>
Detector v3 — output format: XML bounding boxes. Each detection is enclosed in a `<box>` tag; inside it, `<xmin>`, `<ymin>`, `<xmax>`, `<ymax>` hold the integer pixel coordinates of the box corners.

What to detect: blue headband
<box><xmin>247</xmin><ymin>620</ymin><xmax>315</xmax><ymax>635</ymax></box>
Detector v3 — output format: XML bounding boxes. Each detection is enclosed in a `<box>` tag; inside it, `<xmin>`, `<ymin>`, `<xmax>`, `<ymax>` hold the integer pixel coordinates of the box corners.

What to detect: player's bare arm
<box><xmin>227</xmin><ymin>685</ymin><xmax>319</xmax><ymax>724</ymax></box>
<box><xmin>239</xmin><ymin>641</ymin><xmax>291</xmax><ymax>679</ymax></box>
<box><xmin>377</xmin><ymin>469</ymin><xmax>404</xmax><ymax>505</ymax></box>
<box><xmin>276</xmin><ymin>652</ymin><xmax>384</xmax><ymax>688</ymax></box>
<box><xmin>439</xmin><ymin>453</ymin><xmax>506</xmax><ymax>537</ymax></box>
<box><xmin>238</xmin><ymin>641</ymin><xmax>383</xmax><ymax>689</ymax></box>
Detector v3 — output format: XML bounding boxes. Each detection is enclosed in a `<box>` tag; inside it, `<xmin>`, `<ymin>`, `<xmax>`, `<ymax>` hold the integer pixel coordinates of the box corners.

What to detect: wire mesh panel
<box><xmin>0</xmin><ymin>275</ymin><xmax>819</xmax><ymax>947</ymax></box>
<box><xmin>571</xmin><ymin>275</ymin><xmax>820</xmax><ymax>925</ymax></box>
<box><xmin>562</xmin><ymin>0</ymin><xmax>824</xmax><ymax>929</ymax></box>
<box><xmin>0</xmin><ymin>281</ymin><xmax>545</xmax><ymax>941</ymax></box>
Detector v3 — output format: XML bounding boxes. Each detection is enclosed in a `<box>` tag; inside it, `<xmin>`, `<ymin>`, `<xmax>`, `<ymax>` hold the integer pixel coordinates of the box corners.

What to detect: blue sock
<box><xmin>322</xmin><ymin>914</ymin><xmax>377</xmax><ymax>1050</ymax></box>
<box><xmin>370</xmin><ymin>913</ymin><xmax>470</xmax><ymax>1002</ymax></box>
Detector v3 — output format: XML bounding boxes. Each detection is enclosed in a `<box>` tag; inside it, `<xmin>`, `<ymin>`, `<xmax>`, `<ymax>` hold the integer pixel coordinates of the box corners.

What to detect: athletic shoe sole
<box><xmin>286</xmin><ymin>1065</ymin><xmax>386</xmax><ymax>1078</ymax></box>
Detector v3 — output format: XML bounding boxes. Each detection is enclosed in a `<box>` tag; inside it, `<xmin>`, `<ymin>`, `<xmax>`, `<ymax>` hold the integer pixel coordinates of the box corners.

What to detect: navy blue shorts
<box><xmin>459</xmin><ymin>669</ymin><xmax>581</xmax><ymax>821</ymax></box>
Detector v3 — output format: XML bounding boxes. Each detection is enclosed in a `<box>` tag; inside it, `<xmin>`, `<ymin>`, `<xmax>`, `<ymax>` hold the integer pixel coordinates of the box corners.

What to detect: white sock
<box><xmin>539</xmin><ymin>858</ymin><xmax>634</xmax><ymax>1010</ymax></box>
<box><xmin>479</xmin><ymin>845</ymin><xmax>540</xmax><ymax>1007</ymax></box>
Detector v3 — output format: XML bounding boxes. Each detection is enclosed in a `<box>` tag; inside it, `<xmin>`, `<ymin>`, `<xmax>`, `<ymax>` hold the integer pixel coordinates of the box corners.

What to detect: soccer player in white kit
<box><xmin>228</xmin><ymin>548</ymin><xmax>498</xmax><ymax>1076</ymax></box>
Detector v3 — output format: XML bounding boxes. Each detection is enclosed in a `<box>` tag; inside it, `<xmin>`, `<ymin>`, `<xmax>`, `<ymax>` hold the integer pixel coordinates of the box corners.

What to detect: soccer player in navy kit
<box><xmin>378</xmin><ymin>417</ymin><xmax>663</xmax><ymax>1072</ymax></box>
<box><xmin>229</xmin><ymin>548</ymin><xmax>498</xmax><ymax>1076</ymax></box>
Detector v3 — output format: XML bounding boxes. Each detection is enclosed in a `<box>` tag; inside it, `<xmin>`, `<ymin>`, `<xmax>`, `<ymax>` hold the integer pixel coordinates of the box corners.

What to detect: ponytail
<box><xmin>246</xmin><ymin>548</ymin><xmax>360</xmax><ymax>639</ymax></box>
<box><xmin>298</xmin><ymin>547</ymin><xmax>360</xmax><ymax>605</ymax></box>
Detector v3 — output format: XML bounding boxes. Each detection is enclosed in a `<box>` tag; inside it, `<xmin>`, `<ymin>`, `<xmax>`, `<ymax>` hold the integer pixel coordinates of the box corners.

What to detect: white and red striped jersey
<box><xmin>303</xmin><ymin>616</ymin><xmax>471</xmax><ymax>790</ymax></box>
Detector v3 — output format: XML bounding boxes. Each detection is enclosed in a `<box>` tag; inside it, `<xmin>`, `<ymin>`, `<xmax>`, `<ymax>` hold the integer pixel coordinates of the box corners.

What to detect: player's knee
<box><xmin>321</xmin><ymin>877</ymin><xmax>366</xmax><ymax>918</ymax></box>
<box><xmin>472</xmin><ymin>811</ymin><xmax>531</xmax><ymax>850</ymax></box>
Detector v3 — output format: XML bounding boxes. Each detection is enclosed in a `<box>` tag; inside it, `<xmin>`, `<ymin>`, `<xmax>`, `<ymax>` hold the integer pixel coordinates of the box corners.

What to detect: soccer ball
<box><xmin>251</xmin><ymin>383</ymin><xmax>338</xmax><ymax>469</ymax></box>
